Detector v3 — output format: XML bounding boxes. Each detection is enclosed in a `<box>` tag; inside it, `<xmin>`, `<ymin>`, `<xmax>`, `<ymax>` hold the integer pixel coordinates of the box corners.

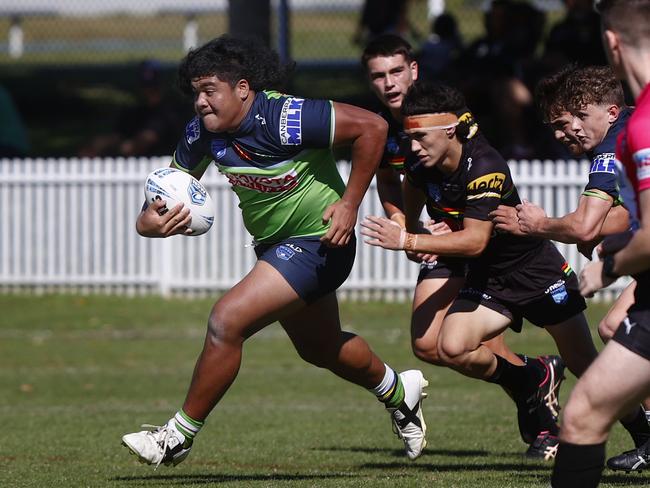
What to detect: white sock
<box><xmin>369</xmin><ymin>364</ymin><xmax>397</xmax><ymax>397</ymax></box>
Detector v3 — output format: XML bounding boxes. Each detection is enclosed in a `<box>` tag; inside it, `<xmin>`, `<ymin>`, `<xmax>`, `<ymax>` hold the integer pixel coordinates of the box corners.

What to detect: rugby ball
<box><xmin>144</xmin><ymin>167</ymin><xmax>215</xmax><ymax>236</ymax></box>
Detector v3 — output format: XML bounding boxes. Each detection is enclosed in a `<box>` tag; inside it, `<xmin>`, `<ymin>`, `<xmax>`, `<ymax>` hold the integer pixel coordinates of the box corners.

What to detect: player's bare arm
<box><xmin>321</xmin><ymin>102</ymin><xmax>387</xmax><ymax>247</ymax></box>
<box><xmin>600</xmin><ymin>204</ymin><xmax>631</xmax><ymax>234</ymax></box>
<box><xmin>376</xmin><ymin>167</ymin><xmax>406</xmax><ymax>226</ymax></box>
<box><xmin>516</xmin><ymin>192</ymin><xmax>614</xmax><ymax>243</ymax></box>
<box><xmin>362</xmin><ymin>215</ymin><xmax>491</xmax><ymax>258</ymax></box>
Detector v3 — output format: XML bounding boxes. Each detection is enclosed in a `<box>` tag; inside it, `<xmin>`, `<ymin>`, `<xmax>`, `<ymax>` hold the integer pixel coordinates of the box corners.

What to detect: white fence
<box><xmin>0</xmin><ymin>157</ymin><xmax>629</xmax><ymax>301</ymax></box>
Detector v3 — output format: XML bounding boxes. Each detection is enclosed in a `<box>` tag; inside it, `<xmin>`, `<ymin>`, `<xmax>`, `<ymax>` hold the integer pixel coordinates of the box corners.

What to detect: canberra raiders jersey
<box><xmin>406</xmin><ymin>133</ymin><xmax>544</xmax><ymax>273</ymax></box>
<box><xmin>584</xmin><ymin>108</ymin><xmax>634</xmax><ymax>225</ymax></box>
<box><xmin>173</xmin><ymin>91</ymin><xmax>346</xmax><ymax>243</ymax></box>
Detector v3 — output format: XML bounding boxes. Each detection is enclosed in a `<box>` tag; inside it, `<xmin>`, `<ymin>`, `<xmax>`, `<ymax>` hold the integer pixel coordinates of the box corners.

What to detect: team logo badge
<box><xmin>186</xmin><ymin>117</ymin><xmax>201</xmax><ymax>145</ymax></box>
<box><xmin>211</xmin><ymin>139</ymin><xmax>227</xmax><ymax>159</ymax></box>
<box><xmin>386</xmin><ymin>137</ymin><xmax>399</xmax><ymax>155</ymax></box>
<box><xmin>427</xmin><ymin>183</ymin><xmax>442</xmax><ymax>202</ymax></box>
<box><xmin>545</xmin><ymin>279</ymin><xmax>568</xmax><ymax>304</ymax></box>
<box><xmin>276</xmin><ymin>245</ymin><xmax>295</xmax><ymax>260</ymax></box>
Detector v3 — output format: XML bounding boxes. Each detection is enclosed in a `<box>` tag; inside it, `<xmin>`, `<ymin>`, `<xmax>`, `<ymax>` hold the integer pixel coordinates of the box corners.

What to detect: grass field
<box><xmin>1</xmin><ymin>294</ymin><xmax>647</xmax><ymax>487</ymax></box>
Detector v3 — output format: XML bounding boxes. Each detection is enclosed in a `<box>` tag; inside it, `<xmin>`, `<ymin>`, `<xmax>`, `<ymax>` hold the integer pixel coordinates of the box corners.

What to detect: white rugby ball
<box><xmin>144</xmin><ymin>167</ymin><xmax>215</xmax><ymax>236</ymax></box>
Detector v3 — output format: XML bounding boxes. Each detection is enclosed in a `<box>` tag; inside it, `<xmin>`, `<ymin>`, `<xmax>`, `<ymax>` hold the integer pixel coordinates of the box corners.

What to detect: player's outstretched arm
<box><xmin>321</xmin><ymin>102</ymin><xmax>387</xmax><ymax>247</ymax></box>
<box><xmin>361</xmin><ymin>215</ymin><xmax>491</xmax><ymax>258</ymax></box>
<box><xmin>516</xmin><ymin>193</ymin><xmax>613</xmax><ymax>243</ymax></box>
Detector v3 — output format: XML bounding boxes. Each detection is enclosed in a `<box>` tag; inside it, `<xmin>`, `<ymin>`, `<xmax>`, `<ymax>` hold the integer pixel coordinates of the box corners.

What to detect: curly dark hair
<box><xmin>402</xmin><ymin>81</ymin><xmax>466</xmax><ymax>117</ymax></box>
<box><xmin>361</xmin><ymin>34</ymin><xmax>414</xmax><ymax>69</ymax></box>
<box><xmin>534</xmin><ymin>66</ymin><xmax>574</xmax><ymax>122</ymax></box>
<box><xmin>177</xmin><ymin>35</ymin><xmax>295</xmax><ymax>96</ymax></box>
<box><xmin>564</xmin><ymin>65</ymin><xmax>625</xmax><ymax>112</ymax></box>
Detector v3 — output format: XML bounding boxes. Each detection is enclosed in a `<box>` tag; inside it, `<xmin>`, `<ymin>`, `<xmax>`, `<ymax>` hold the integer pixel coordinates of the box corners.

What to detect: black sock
<box><xmin>551</xmin><ymin>441</ymin><xmax>605</xmax><ymax>488</ymax></box>
<box><xmin>486</xmin><ymin>355</ymin><xmax>530</xmax><ymax>395</ymax></box>
<box><xmin>620</xmin><ymin>406</ymin><xmax>650</xmax><ymax>447</ymax></box>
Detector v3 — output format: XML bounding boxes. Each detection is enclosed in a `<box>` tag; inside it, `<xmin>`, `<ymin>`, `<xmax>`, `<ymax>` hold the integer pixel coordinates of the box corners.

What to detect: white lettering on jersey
<box><xmin>279</xmin><ymin>98</ymin><xmax>304</xmax><ymax>145</ymax></box>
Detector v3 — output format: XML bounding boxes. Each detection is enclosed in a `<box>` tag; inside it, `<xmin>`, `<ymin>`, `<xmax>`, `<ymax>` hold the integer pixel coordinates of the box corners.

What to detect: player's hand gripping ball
<box><xmin>144</xmin><ymin>167</ymin><xmax>215</xmax><ymax>235</ymax></box>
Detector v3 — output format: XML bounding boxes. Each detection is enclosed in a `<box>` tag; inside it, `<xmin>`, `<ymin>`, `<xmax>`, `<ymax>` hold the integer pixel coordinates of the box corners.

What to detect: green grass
<box><xmin>0</xmin><ymin>294</ymin><xmax>645</xmax><ymax>487</ymax></box>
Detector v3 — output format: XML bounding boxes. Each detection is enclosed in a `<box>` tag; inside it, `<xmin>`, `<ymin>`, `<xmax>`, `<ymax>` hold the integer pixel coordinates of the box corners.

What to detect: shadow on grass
<box><xmin>112</xmin><ymin>473</ymin><xmax>354</xmax><ymax>484</ymax></box>
<box><xmin>600</xmin><ymin>473</ymin><xmax>650</xmax><ymax>485</ymax></box>
<box><xmin>314</xmin><ymin>446</ymin><xmax>489</xmax><ymax>458</ymax></box>
<box><xmin>518</xmin><ymin>471</ymin><xmax>650</xmax><ymax>486</ymax></box>
<box><xmin>360</xmin><ymin>461</ymin><xmax>550</xmax><ymax>472</ymax></box>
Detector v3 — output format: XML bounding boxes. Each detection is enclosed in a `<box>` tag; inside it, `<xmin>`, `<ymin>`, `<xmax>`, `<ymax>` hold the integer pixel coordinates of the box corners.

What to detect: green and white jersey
<box><xmin>173</xmin><ymin>91</ymin><xmax>346</xmax><ymax>243</ymax></box>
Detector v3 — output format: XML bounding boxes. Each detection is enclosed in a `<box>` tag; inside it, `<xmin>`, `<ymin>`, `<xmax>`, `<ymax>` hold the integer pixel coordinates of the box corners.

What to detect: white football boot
<box><xmin>122</xmin><ymin>418</ymin><xmax>192</xmax><ymax>469</ymax></box>
<box><xmin>388</xmin><ymin>370</ymin><xmax>429</xmax><ymax>460</ymax></box>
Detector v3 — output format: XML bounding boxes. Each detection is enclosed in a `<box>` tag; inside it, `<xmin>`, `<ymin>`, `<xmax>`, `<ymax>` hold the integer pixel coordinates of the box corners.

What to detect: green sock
<box><xmin>174</xmin><ymin>409</ymin><xmax>204</xmax><ymax>442</ymax></box>
<box><xmin>379</xmin><ymin>372</ymin><xmax>405</xmax><ymax>409</ymax></box>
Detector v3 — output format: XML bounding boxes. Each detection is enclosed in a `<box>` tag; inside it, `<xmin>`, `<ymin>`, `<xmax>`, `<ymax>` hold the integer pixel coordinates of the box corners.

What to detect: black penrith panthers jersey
<box><xmin>406</xmin><ymin>133</ymin><xmax>545</xmax><ymax>273</ymax></box>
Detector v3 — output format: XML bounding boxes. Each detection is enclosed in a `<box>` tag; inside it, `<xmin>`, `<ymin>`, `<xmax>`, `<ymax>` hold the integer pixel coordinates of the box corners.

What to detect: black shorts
<box><xmin>612</xmin><ymin>302</ymin><xmax>650</xmax><ymax>361</ymax></box>
<box><xmin>255</xmin><ymin>235</ymin><xmax>356</xmax><ymax>304</ymax></box>
<box><xmin>448</xmin><ymin>241</ymin><xmax>586</xmax><ymax>332</ymax></box>
<box><xmin>417</xmin><ymin>257</ymin><xmax>467</xmax><ymax>281</ymax></box>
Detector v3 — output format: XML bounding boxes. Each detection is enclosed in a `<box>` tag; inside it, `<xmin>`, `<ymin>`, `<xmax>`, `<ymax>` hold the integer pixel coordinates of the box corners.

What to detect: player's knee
<box><xmin>295</xmin><ymin>344</ymin><xmax>332</xmax><ymax>368</ymax></box>
<box><xmin>412</xmin><ymin>337</ymin><xmax>448</xmax><ymax>366</ymax></box>
<box><xmin>561</xmin><ymin>386</ymin><xmax>608</xmax><ymax>443</ymax></box>
<box><xmin>437</xmin><ymin>333</ymin><xmax>469</xmax><ymax>367</ymax></box>
<box><xmin>206</xmin><ymin>303</ymin><xmax>245</xmax><ymax>345</ymax></box>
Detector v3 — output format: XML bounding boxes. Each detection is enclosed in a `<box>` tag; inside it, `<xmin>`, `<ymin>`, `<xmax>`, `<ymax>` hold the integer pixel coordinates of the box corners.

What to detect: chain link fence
<box><xmin>0</xmin><ymin>0</ymin><xmax>566</xmax><ymax>65</ymax></box>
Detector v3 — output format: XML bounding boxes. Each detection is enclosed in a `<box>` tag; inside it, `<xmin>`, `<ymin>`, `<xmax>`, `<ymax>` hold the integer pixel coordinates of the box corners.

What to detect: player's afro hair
<box><xmin>178</xmin><ymin>35</ymin><xmax>295</xmax><ymax>95</ymax></box>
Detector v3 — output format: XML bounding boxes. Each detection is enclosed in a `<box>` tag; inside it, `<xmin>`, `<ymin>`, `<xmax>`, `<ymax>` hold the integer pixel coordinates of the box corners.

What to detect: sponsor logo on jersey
<box><xmin>466</xmin><ymin>172</ymin><xmax>505</xmax><ymax>200</ymax></box>
<box><xmin>279</xmin><ymin>98</ymin><xmax>304</xmax><ymax>145</ymax></box>
<box><xmin>211</xmin><ymin>139</ymin><xmax>227</xmax><ymax>159</ymax></box>
<box><xmin>276</xmin><ymin>245</ymin><xmax>295</xmax><ymax>260</ymax></box>
<box><xmin>224</xmin><ymin>168</ymin><xmax>299</xmax><ymax>193</ymax></box>
<box><xmin>589</xmin><ymin>153</ymin><xmax>617</xmax><ymax>174</ymax></box>
<box><xmin>186</xmin><ymin>117</ymin><xmax>201</xmax><ymax>145</ymax></box>
<box><xmin>187</xmin><ymin>178</ymin><xmax>207</xmax><ymax>206</ymax></box>
<box><xmin>255</xmin><ymin>114</ymin><xmax>267</xmax><ymax>125</ymax></box>
<box><xmin>545</xmin><ymin>279</ymin><xmax>568</xmax><ymax>304</ymax></box>
<box><xmin>634</xmin><ymin>148</ymin><xmax>650</xmax><ymax>181</ymax></box>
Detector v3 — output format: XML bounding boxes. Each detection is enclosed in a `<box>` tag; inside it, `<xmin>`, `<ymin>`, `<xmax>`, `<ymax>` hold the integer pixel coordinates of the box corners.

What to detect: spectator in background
<box><xmin>544</xmin><ymin>0</ymin><xmax>607</xmax><ymax>69</ymax></box>
<box><xmin>0</xmin><ymin>84</ymin><xmax>29</xmax><ymax>157</ymax></box>
<box><xmin>416</xmin><ymin>12</ymin><xmax>463</xmax><ymax>82</ymax></box>
<box><xmin>353</xmin><ymin>0</ymin><xmax>419</xmax><ymax>46</ymax></box>
<box><xmin>459</xmin><ymin>0</ymin><xmax>547</xmax><ymax>159</ymax></box>
<box><xmin>79</xmin><ymin>60</ymin><xmax>185</xmax><ymax>158</ymax></box>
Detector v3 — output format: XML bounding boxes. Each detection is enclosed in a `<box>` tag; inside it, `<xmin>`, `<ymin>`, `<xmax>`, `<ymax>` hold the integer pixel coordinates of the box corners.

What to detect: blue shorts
<box><xmin>255</xmin><ymin>235</ymin><xmax>356</xmax><ymax>303</ymax></box>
